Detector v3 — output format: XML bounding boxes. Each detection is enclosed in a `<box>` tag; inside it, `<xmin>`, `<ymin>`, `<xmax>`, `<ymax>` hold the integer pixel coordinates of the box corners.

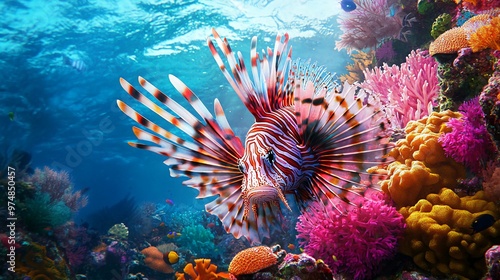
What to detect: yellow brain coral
<box><xmin>399</xmin><ymin>188</ymin><xmax>500</xmax><ymax>279</ymax></box>
<box><xmin>228</xmin><ymin>246</ymin><xmax>279</xmax><ymax>276</ymax></box>
<box><xmin>378</xmin><ymin>111</ymin><xmax>466</xmax><ymax>208</ymax></box>
<box><xmin>429</xmin><ymin>27</ymin><xmax>468</xmax><ymax>56</ymax></box>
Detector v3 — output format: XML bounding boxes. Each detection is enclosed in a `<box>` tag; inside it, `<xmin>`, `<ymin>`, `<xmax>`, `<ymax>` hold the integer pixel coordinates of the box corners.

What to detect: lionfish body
<box><xmin>118</xmin><ymin>29</ymin><xmax>388</xmax><ymax>244</ymax></box>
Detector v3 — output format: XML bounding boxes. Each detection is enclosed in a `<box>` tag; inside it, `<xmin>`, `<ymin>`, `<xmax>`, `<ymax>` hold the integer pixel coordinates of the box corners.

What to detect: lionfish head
<box><xmin>238</xmin><ymin>123</ymin><xmax>303</xmax><ymax>219</ymax></box>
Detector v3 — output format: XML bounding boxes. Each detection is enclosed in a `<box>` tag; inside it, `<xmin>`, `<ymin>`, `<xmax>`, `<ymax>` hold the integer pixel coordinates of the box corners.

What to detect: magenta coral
<box><xmin>360</xmin><ymin>50</ymin><xmax>439</xmax><ymax>131</ymax></box>
<box><xmin>438</xmin><ymin>97</ymin><xmax>498</xmax><ymax>175</ymax></box>
<box><xmin>296</xmin><ymin>192</ymin><xmax>405</xmax><ymax>280</ymax></box>
<box><xmin>335</xmin><ymin>0</ymin><xmax>405</xmax><ymax>52</ymax></box>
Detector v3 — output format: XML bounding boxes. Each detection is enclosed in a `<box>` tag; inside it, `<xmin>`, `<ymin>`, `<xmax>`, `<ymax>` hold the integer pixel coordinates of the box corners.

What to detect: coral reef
<box><xmin>361</xmin><ymin>49</ymin><xmax>439</xmax><ymax>131</ymax></box>
<box><xmin>228</xmin><ymin>245</ymin><xmax>284</xmax><ymax>276</ymax></box>
<box><xmin>296</xmin><ymin>192</ymin><xmax>405</xmax><ymax>280</ymax></box>
<box><xmin>485</xmin><ymin>245</ymin><xmax>500</xmax><ymax>280</ymax></box>
<box><xmin>438</xmin><ymin>97</ymin><xmax>497</xmax><ymax>175</ymax></box>
<box><xmin>178</xmin><ymin>224</ymin><xmax>216</xmax><ymax>258</ymax></box>
<box><xmin>399</xmin><ymin>188</ymin><xmax>500</xmax><ymax>279</ymax></box>
<box><xmin>376</xmin><ymin>111</ymin><xmax>466</xmax><ymax>208</ymax></box>
<box><xmin>431</xmin><ymin>13</ymin><xmax>452</xmax><ymax>39</ymax></box>
<box><xmin>108</xmin><ymin>223</ymin><xmax>129</xmax><ymax>240</ymax></box>
<box><xmin>483</xmin><ymin>165</ymin><xmax>500</xmax><ymax>202</ymax></box>
<box><xmin>27</xmin><ymin>166</ymin><xmax>88</xmax><ymax>211</ymax></box>
<box><xmin>278</xmin><ymin>253</ymin><xmax>333</xmax><ymax>280</ymax></box>
<box><xmin>437</xmin><ymin>48</ymin><xmax>495</xmax><ymax>109</ymax></box>
<box><xmin>16</xmin><ymin>242</ymin><xmax>71</xmax><ymax>280</ymax></box>
<box><xmin>479</xmin><ymin>51</ymin><xmax>500</xmax><ymax>148</ymax></box>
<box><xmin>336</xmin><ymin>0</ymin><xmax>407</xmax><ymax>51</ymax></box>
<box><xmin>469</xmin><ymin>16</ymin><xmax>500</xmax><ymax>52</ymax></box>
<box><xmin>429</xmin><ymin>27</ymin><xmax>468</xmax><ymax>56</ymax></box>
<box><xmin>19</xmin><ymin>191</ymin><xmax>72</xmax><ymax>232</ymax></box>
<box><xmin>175</xmin><ymin>259</ymin><xmax>229</xmax><ymax>280</ymax></box>
<box><xmin>340</xmin><ymin>50</ymin><xmax>375</xmax><ymax>84</ymax></box>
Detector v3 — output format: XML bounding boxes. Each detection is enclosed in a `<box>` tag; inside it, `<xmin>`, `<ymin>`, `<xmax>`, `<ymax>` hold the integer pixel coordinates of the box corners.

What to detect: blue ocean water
<box><xmin>1</xmin><ymin>0</ymin><xmax>345</xmax><ymax>221</ymax></box>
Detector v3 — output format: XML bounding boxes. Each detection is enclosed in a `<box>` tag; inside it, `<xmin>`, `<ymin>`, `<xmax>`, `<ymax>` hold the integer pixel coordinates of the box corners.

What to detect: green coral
<box><xmin>19</xmin><ymin>192</ymin><xmax>71</xmax><ymax>232</ymax></box>
<box><xmin>178</xmin><ymin>224</ymin><xmax>217</xmax><ymax>258</ymax></box>
<box><xmin>431</xmin><ymin>13</ymin><xmax>452</xmax><ymax>39</ymax></box>
<box><xmin>107</xmin><ymin>223</ymin><xmax>129</xmax><ymax>239</ymax></box>
<box><xmin>417</xmin><ymin>0</ymin><xmax>434</xmax><ymax>15</ymax></box>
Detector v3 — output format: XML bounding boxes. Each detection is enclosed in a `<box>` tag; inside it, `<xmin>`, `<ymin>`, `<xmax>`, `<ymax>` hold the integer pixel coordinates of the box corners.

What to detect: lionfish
<box><xmin>117</xmin><ymin>29</ymin><xmax>389</xmax><ymax>244</ymax></box>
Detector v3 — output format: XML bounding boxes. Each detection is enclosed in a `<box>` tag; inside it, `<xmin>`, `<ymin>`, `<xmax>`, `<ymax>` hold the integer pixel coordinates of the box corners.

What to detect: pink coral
<box><xmin>296</xmin><ymin>192</ymin><xmax>405</xmax><ymax>280</ymax></box>
<box><xmin>335</xmin><ymin>0</ymin><xmax>405</xmax><ymax>52</ymax></box>
<box><xmin>360</xmin><ymin>50</ymin><xmax>439</xmax><ymax>131</ymax></box>
<box><xmin>438</xmin><ymin>97</ymin><xmax>497</xmax><ymax>175</ymax></box>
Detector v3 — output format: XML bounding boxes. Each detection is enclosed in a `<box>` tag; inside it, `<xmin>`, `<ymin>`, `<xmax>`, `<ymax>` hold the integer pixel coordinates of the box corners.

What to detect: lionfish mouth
<box><xmin>247</xmin><ymin>185</ymin><xmax>292</xmax><ymax>212</ymax></box>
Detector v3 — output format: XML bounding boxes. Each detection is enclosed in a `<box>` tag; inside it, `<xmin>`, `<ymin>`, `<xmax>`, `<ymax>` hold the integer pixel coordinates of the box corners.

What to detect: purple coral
<box><xmin>438</xmin><ymin>97</ymin><xmax>497</xmax><ymax>175</ymax></box>
<box><xmin>360</xmin><ymin>49</ymin><xmax>439</xmax><ymax>131</ymax></box>
<box><xmin>296</xmin><ymin>192</ymin><xmax>405</xmax><ymax>280</ymax></box>
<box><xmin>336</xmin><ymin>0</ymin><xmax>406</xmax><ymax>52</ymax></box>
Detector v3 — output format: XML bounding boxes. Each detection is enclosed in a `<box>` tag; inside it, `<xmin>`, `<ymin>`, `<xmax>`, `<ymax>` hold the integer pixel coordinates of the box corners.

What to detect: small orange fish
<box><xmin>287</xmin><ymin>243</ymin><xmax>295</xmax><ymax>250</ymax></box>
<box><xmin>165</xmin><ymin>199</ymin><xmax>174</xmax><ymax>206</ymax></box>
<box><xmin>159</xmin><ymin>222</ymin><xmax>166</xmax><ymax>228</ymax></box>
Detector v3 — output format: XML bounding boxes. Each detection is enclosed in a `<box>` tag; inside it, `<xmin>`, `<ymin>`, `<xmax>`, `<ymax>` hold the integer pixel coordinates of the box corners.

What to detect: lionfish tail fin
<box><xmin>207</xmin><ymin>28</ymin><xmax>293</xmax><ymax>119</ymax></box>
<box><xmin>292</xmin><ymin>62</ymin><xmax>390</xmax><ymax>210</ymax></box>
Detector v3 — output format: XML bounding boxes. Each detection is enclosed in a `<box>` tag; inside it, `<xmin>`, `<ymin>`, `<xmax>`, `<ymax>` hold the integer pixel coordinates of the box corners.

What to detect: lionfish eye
<box><xmin>237</xmin><ymin>160</ymin><xmax>245</xmax><ymax>173</ymax></box>
<box><xmin>266</xmin><ymin>149</ymin><xmax>275</xmax><ymax>164</ymax></box>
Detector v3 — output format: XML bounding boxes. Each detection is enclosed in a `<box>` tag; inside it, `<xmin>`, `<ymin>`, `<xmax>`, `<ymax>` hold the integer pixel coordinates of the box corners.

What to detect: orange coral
<box><xmin>16</xmin><ymin>242</ymin><xmax>69</xmax><ymax>280</ymax></box>
<box><xmin>175</xmin><ymin>259</ymin><xmax>229</xmax><ymax>280</ymax></box>
<box><xmin>228</xmin><ymin>246</ymin><xmax>279</xmax><ymax>276</ymax></box>
<box><xmin>340</xmin><ymin>50</ymin><xmax>375</xmax><ymax>84</ymax></box>
<box><xmin>469</xmin><ymin>16</ymin><xmax>500</xmax><ymax>52</ymax></box>
<box><xmin>141</xmin><ymin>246</ymin><xmax>173</xmax><ymax>274</ymax></box>
<box><xmin>375</xmin><ymin>111</ymin><xmax>466</xmax><ymax>208</ymax></box>
<box><xmin>454</xmin><ymin>0</ymin><xmax>477</xmax><ymax>5</ymax></box>
<box><xmin>430</xmin><ymin>14</ymin><xmax>500</xmax><ymax>56</ymax></box>
<box><xmin>429</xmin><ymin>27</ymin><xmax>468</xmax><ymax>56</ymax></box>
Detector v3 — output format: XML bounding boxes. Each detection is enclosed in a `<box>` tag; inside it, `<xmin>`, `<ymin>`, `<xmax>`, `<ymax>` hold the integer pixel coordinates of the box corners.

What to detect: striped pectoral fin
<box><xmin>118</xmin><ymin>76</ymin><xmax>245</xmax><ymax>204</ymax></box>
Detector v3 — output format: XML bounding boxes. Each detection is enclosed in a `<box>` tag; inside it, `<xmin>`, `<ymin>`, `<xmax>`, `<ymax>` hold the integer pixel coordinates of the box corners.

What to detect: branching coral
<box><xmin>374</xmin><ymin>111</ymin><xmax>466</xmax><ymax>208</ymax></box>
<box><xmin>175</xmin><ymin>259</ymin><xmax>229</xmax><ymax>280</ymax></box>
<box><xmin>399</xmin><ymin>188</ymin><xmax>500</xmax><ymax>279</ymax></box>
<box><xmin>296</xmin><ymin>192</ymin><xmax>405</xmax><ymax>280</ymax></box>
<box><xmin>178</xmin><ymin>224</ymin><xmax>216</xmax><ymax>258</ymax></box>
<box><xmin>340</xmin><ymin>50</ymin><xmax>375</xmax><ymax>84</ymax></box>
<box><xmin>27</xmin><ymin>166</ymin><xmax>88</xmax><ymax>211</ymax></box>
<box><xmin>20</xmin><ymin>192</ymin><xmax>72</xmax><ymax>232</ymax></box>
<box><xmin>335</xmin><ymin>0</ymin><xmax>405</xmax><ymax>52</ymax></box>
<box><xmin>469</xmin><ymin>16</ymin><xmax>500</xmax><ymax>52</ymax></box>
<box><xmin>438</xmin><ymin>97</ymin><xmax>497</xmax><ymax>175</ymax></box>
<box><xmin>360</xmin><ymin>50</ymin><xmax>439</xmax><ymax>131</ymax></box>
